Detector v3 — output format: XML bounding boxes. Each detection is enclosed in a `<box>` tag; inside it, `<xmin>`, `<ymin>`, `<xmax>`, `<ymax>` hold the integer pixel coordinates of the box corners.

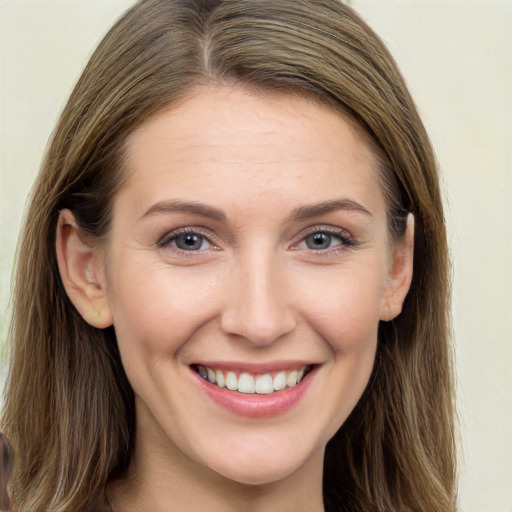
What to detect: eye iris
<box><xmin>175</xmin><ymin>234</ymin><xmax>203</xmax><ymax>251</ymax></box>
<box><xmin>306</xmin><ymin>233</ymin><xmax>331</xmax><ymax>250</ymax></box>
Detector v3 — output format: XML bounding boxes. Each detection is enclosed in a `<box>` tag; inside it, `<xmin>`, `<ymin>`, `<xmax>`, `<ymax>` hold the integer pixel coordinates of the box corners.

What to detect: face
<box><xmin>101</xmin><ymin>86</ymin><xmax>407</xmax><ymax>486</ymax></box>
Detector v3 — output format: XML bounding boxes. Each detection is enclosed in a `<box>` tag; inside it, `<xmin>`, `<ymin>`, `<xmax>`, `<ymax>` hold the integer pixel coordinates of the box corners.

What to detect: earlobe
<box><xmin>379</xmin><ymin>213</ymin><xmax>414</xmax><ymax>322</ymax></box>
<box><xmin>55</xmin><ymin>209</ymin><xmax>113</xmax><ymax>328</ymax></box>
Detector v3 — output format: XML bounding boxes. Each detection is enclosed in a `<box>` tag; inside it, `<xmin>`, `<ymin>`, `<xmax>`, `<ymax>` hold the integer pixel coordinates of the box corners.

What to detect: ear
<box><xmin>55</xmin><ymin>209</ymin><xmax>113</xmax><ymax>328</ymax></box>
<box><xmin>379</xmin><ymin>213</ymin><xmax>414</xmax><ymax>321</ymax></box>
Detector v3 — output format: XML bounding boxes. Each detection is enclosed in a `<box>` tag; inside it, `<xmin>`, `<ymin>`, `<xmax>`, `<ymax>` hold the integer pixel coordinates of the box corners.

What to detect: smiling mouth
<box><xmin>192</xmin><ymin>364</ymin><xmax>313</xmax><ymax>394</ymax></box>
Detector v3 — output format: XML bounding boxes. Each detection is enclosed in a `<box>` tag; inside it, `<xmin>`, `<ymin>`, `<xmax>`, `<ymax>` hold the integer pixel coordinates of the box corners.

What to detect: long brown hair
<box><xmin>1</xmin><ymin>1</ymin><xmax>456</xmax><ymax>510</ymax></box>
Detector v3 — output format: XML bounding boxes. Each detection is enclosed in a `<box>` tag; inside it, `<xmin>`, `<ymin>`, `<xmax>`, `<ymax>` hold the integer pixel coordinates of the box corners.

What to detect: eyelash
<box><xmin>157</xmin><ymin>227</ymin><xmax>218</xmax><ymax>255</ymax></box>
<box><xmin>157</xmin><ymin>226</ymin><xmax>357</xmax><ymax>256</ymax></box>
<box><xmin>291</xmin><ymin>226</ymin><xmax>356</xmax><ymax>255</ymax></box>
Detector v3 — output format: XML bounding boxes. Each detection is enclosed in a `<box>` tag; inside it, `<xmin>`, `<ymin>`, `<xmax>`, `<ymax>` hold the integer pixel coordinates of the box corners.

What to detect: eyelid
<box><xmin>290</xmin><ymin>225</ymin><xmax>356</xmax><ymax>252</ymax></box>
<box><xmin>156</xmin><ymin>224</ymin><xmax>356</xmax><ymax>255</ymax></box>
<box><xmin>157</xmin><ymin>226</ymin><xmax>220</xmax><ymax>251</ymax></box>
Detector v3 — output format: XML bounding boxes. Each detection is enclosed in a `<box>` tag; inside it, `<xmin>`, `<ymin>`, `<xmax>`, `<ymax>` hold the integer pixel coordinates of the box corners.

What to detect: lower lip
<box><xmin>192</xmin><ymin>368</ymin><xmax>316</xmax><ymax>418</ymax></box>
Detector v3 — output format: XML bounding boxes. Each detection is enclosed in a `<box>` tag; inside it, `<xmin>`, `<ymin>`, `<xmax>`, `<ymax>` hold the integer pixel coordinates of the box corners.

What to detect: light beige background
<box><xmin>1</xmin><ymin>1</ymin><xmax>511</xmax><ymax>510</ymax></box>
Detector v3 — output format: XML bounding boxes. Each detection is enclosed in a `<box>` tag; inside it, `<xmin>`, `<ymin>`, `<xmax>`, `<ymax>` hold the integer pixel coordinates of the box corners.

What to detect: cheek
<box><xmin>294</xmin><ymin>260</ymin><xmax>387</xmax><ymax>353</ymax></box>
<box><xmin>107</xmin><ymin>256</ymin><xmax>221</xmax><ymax>357</ymax></box>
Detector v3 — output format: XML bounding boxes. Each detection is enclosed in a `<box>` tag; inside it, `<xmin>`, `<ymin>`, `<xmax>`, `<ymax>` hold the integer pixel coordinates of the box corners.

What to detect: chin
<box><xmin>196</xmin><ymin>436</ymin><xmax>322</xmax><ymax>487</ymax></box>
<box><xmin>211</xmin><ymin>458</ymin><xmax>306</xmax><ymax>487</ymax></box>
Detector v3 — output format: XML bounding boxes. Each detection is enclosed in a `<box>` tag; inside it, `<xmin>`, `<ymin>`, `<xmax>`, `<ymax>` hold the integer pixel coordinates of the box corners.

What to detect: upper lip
<box><xmin>190</xmin><ymin>360</ymin><xmax>318</xmax><ymax>373</ymax></box>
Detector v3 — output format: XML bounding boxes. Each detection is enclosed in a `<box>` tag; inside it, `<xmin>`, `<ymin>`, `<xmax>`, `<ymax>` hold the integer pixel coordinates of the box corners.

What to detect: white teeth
<box><xmin>207</xmin><ymin>367</ymin><xmax>216</xmax><ymax>383</ymax></box>
<box><xmin>273</xmin><ymin>371</ymin><xmax>287</xmax><ymax>391</ymax></box>
<box><xmin>238</xmin><ymin>373</ymin><xmax>256</xmax><ymax>394</ymax></box>
<box><xmin>255</xmin><ymin>373</ymin><xmax>274</xmax><ymax>394</ymax></box>
<box><xmin>215</xmin><ymin>369</ymin><xmax>225</xmax><ymax>388</ymax></box>
<box><xmin>226</xmin><ymin>371</ymin><xmax>238</xmax><ymax>391</ymax></box>
<box><xmin>196</xmin><ymin>365</ymin><xmax>310</xmax><ymax>393</ymax></box>
<box><xmin>287</xmin><ymin>370</ymin><xmax>298</xmax><ymax>388</ymax></box>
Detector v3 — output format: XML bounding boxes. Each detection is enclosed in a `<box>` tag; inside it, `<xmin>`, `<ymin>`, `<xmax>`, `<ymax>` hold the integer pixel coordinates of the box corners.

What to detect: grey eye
<box><xmin>305</xmin><ymin>233</ymin><xmax>333</xmax><ymax>250</ymax></box>
<box><xmin>173</xmin><ymin>234</ymin><xmax>207</xmax><ymax>251</ymax></box>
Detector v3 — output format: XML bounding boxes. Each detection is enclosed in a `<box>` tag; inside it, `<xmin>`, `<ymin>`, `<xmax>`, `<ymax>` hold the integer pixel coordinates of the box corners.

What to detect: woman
<box><xmin>0</xmin><ymin>0</ymin><xmax>456</xmax><ymax>510</ymax></box>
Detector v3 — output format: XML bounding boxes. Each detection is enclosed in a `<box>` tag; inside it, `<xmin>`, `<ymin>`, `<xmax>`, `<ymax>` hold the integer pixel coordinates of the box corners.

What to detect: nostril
<box><xmin>221</xmin><ymin>308</ymin><xmax>296</xmax><ymax>347</ymax></box>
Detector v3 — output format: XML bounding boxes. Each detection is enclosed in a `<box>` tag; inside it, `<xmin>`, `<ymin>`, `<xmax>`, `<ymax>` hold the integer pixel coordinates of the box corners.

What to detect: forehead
<box><xmin>120</xmin><ymin>85</ymin><xmax>385</xmax><ymax>219</ymax></box>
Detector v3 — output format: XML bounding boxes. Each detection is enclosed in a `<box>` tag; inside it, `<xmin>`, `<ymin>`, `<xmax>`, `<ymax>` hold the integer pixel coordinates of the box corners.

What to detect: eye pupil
<box><xmin>306</xmin><ymin>233</ymin><xmax>331</xmax><ymax>250</ymax></box>
<box><xmin>176</xmin><ymin>234</ymin><xmax>203</xmax><ymax>251</ymax></box>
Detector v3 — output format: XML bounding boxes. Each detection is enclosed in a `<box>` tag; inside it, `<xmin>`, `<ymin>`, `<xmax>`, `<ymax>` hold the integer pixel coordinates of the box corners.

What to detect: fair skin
<box><xmin>56</xmin><ymin>86</ymin><xmax>413</xmax><ymax>512</ymax></box>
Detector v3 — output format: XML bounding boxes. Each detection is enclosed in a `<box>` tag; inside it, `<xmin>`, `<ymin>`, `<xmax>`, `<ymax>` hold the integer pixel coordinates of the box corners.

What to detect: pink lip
<box><xmin>191</xmin><ymin>365</ymin><xmax>317</xmax><ymax>418</ymax></box>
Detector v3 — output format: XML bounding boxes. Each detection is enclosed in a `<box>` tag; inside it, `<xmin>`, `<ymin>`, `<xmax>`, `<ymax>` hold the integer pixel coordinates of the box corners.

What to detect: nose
<box><xmin>220</xmin><ymin>250</ymin><xmax>296</xmax><ymax>347</ymax></box>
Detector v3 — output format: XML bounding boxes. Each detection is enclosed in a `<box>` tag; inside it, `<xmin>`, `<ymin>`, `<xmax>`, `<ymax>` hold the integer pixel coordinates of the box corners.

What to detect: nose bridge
<box><xmin>221</xmin><ymin>246</ymin><xmax>295</xmax><ymax>346</ymax></box>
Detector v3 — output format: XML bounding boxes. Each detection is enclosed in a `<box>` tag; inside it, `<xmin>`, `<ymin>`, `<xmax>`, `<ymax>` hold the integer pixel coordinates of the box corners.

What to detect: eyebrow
<box><xmin>139</xmin><ymin>200</ymin><xmax>227</xmax><ymax>222</ymax></box>
<box><xmin>139</xmin><ymin>198</ymin><xmax>372</xmax><ymax>223</ymax></box>
<box><xmin>289</xmin><ymin>199</ymin><xmax>373</xmax><ymax>221</ymax></box>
